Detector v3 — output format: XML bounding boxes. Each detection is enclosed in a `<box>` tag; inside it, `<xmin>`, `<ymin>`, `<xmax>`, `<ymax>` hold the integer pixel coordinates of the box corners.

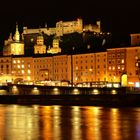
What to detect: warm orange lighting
<box><xmin>92</xmin><ymin>89</ymin><xmax>99</xmax><ymax>95</ymax></box>
<box><xmin>121</xmin><ymin>74</ymin><xmax>127</xmax><ymax>87</ymax></box>
<box><xmin>112</xmin><ymin>89</ymin><xmax>117</xmax><ymax>95</ymax></box>
<box><xmin>73</xmin><ymin>88</ymin><xmax>80</xmax><ymax>95</ymax></box>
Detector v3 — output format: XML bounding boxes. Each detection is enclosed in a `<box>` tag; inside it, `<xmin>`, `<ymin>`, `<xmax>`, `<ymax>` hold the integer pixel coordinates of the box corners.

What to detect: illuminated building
<box><xmin>23</xmin><ymin>18</ymin><xmax>101</xmax><ymax>37</ymax></box>
<box><xmin>34</xmin><ymin>33</ymin><xmax>47</xmax><ymax>54</ymax></box>
<box><xmin>73</xmin><ymin>52</ymin><xmax>107</xmax><ymax>84</ymax></box>
<box><xmin>107</xmin><ymin>46</ymin><xmax>140</xmax><ymax>87</ymax></box>
<box><xmin>107</xmin><ymin>48</ymin><xmax>126</xmax><ymax>83</ymax></box>
<box><xmin>1</xmin><ymin>22</ymin><xmax>140</xmax><ymax>87</ymax></box>
<box><xmin>3</xmin><ymin>23</ymin><xmax>24</xmax><ymax>56</ymax></box>
<box><xmin>12</xmin><ymin>57</ymin><xmax>34</xmax><ymax>82</ymax></box>
<box><xmin>55</xmin><ymin>18</ymin><xmax>83</xmax><ymax>36</ymax></box>
<box><xmin>33</xmin><ymin>56</ymin><xmax>53</xmax><ymax>81</ymax></box>
<box><xmin>83</xmin><ymin>21</ymin><xmax>101</xmax><ymax>33</ymax></box>
<box><xmin>47</xmin><ymin>38</ymin><xmax>61</xmax><ymax>54</ymax></box>
<box><xmin>52</xmin><ymin>55</ymin><xmax>71</xmax><ymax>82</ymax></box>
<box><xmin>1</xmin><ymin>46</ymin><xmax>140</xmax><ymax>87</ymax></box>
<box><xmin>0</xmin><ymin>57</ymin><xmax>12</xmax><ymax>83</ymax></box>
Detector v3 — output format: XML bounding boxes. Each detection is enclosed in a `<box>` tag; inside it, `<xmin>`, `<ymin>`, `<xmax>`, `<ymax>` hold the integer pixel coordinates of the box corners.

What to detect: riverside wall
<box><xmin>0</xmin><ymin>84</ymin><xmax>140</xmax><ymax>107</ymax></box>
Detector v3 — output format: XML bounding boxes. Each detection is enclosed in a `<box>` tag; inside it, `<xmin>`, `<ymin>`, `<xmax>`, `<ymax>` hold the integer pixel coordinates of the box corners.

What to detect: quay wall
<box><xmin>0</xmin><ymin>85</ymin><xmax>139</xmax><ymax>107</ymax></box>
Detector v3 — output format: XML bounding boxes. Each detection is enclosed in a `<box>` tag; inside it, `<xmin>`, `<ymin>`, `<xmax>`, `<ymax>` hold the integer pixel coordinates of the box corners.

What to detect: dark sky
<box><xmin>0</xmin><ymin>0</ymin><xmax>140</xmax><ymax>44</ymax></box>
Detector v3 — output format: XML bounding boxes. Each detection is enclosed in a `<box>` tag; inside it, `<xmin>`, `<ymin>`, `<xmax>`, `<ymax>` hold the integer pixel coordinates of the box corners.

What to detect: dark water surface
<box><xmin>0</xmin><ymin>105</ymin><xmax>140</xmax><ymax>140</ymax></box>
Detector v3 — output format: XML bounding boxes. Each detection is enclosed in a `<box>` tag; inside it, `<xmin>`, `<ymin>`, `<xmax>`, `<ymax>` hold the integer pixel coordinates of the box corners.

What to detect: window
<box><xmin>112</xmin><ymin>54</ymin><xmax>115</xmax><ymax>58</ymax></box>
<box><xmin>13</xmin><ymin>60</ymin><xmax>16</xmax><ymax>64</ymax></box>
<box><xmin>121</xmin><ymin>59</ymin><xmax>124</xmax><ymax>64</ymax></box>
<box><xmin>22</xmin><ymin>70</ymin><xmax>24</xmax><ymax>74</ymax></box>
<box><xmin>27</xmin><ymin>70</ymin><xmax>31</xmax><ymax>74</ymax></box>
<box><xmin>117</xmin><ymin>54</ymin><xmax>120</xmax><ymax>58</ymax></box>
<box><xmin>118</xmin><ymin>66</ymin><xmax>120</xmax><ymax>69</ymax></box>
<box><xmin>17</xmin><ymin>65</ymin><xmax>20</xmax><ymax>69</ymax></box>
<box><xmin>21</xmin><ymin>65</ymin><xmax>24</xmax><ymax>68</ymax></box>
<box><xmin>136</xmin><ymin>63</ymin><xmax>139</xmax><ymax>67</ymax></box>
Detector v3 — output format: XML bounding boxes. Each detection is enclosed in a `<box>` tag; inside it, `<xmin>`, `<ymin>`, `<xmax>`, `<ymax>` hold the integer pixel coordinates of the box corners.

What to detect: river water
<box><xmin>0</xmin><ymin>105</ymin><xmax>140</xmax><ymax>140</ymax></box>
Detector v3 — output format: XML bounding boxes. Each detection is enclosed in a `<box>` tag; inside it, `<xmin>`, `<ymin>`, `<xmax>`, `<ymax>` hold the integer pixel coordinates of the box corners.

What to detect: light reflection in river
<box><xmin>0</xmin><ymin>105</ymin><xmax>140</xmax><ymax>140</ymax></box>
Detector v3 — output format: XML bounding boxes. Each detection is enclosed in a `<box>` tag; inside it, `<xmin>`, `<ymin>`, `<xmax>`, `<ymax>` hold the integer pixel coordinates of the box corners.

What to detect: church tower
<box><xmin>34</xmin><ymin>32</ymin><xmax>47</xmax><ymax>54</ymax></box>
<box><xmin>3</xmin><ymin>23</ymin><xmax>24</xmax><ymax>56</ymax></box>
<box><xmin>14</xmin><ymin>23</ymin><xmax>20</xmax><ymax>42</ymax></box>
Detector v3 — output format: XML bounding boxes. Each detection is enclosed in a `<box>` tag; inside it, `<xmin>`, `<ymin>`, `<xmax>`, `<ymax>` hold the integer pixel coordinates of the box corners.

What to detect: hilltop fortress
<box><xmin>23</xmin><ymin>18</ymin><xmax>101</xmax><ymax>36</ymax></box>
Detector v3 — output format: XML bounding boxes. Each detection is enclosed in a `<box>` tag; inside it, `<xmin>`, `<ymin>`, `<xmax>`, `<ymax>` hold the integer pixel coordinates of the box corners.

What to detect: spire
<box><xmin>14</xmin><ymin>22</ymin><xmax>20</xmax><ymax>42</ymax></box>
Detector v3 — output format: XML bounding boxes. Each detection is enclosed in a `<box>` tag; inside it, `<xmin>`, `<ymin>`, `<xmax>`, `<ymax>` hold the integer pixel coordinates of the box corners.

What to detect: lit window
<box><xmin>112</xmin><ymin>66</ymin><xmax>115</xmax><ymax>70</ymax></box>
<box><xmin>89</xmin><ymin>68</ymin><xmax>92</xmax><ymax>72</ymax></box>
<box><xmin>118</xmin><ymin>66</ymin><xmax>120</xmax><ymax>69</ymax></box>
<box><xmin>13</xmin><ymin>60</ymin><xmax>16</xmax><ymax>64</ymax></box>
<box><xmin>21</xmin><ymin>65</ymin><xmax>24</xmax><ymax>68</ymax></box>
<box><xmin>122</xmin><ymin>67</ymin><xmax>124</xmax><ymax>70</ymax></box>
<box><xmin>27</xmin><ymin>76</ymin><xmax>30</xmax><ymax>80</ymax></box>
<box><xmin>121</xmin><ymin>59</ymin><xmax>124</xmax><ymax>64</ymax></box>
<box><xmin>21</xmin><ymin>70</ymin><xmax>24</xmax><ymax>74</ymax></box>
<box><xmin>76</xmin><ymin>66</ymin><xmax>78</xmax><ymax>70</ymax></box>
<box><xmin>17</xmin><ymin>60</ymin><xmax>20</xmax><ymax>63</ymax></box>
<box><xmin>17</xmin><ymin>65</ymin><xmax>20</xmax><ymax>69</ymax></box>
<box><xmin>28</xmin><ymin>70</ymin><xmax>31</xmax><ymax>74</ymax></box>
<box><xmin>109</xmin><ymin>66</ymin><xmax>111</xmax><ymax>70</ymax></box>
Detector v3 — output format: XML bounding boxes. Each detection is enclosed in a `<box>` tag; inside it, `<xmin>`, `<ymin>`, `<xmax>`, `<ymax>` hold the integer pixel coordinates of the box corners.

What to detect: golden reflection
<box><xmin>53</xmin><ymin>106</ymin><xmax>61</xmax><ymax>140</ymax></box>
<box><xmin>0</xmin><ymin>105</ymin><xmax>6</xmax><ymax>140</ymax></box>
<box><xmin>5</xmin><ymin>105</ymin><xmax>39</xmax><ymax>140</ymax></box>
<box><xmin>82</xmin><ymin>107</ymin><xmax>102</xmax><ymax>140</ymax></box>
<box><xmin>110</xmin><ymin>108</ymin><xmax>121</xmax><ymax>140</ymax></box>
<box><xmin>71</xmin><ymin>106</ymin><xmax>82</xmax><ymax>140</ymax></box>
<box><xmin>40</xmin><ymin>106</ymin><xmax>53</xmax><ymax>140</ymax></box>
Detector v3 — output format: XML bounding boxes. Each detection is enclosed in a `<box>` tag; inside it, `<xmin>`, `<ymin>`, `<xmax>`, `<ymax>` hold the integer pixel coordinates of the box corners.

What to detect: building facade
<box><xmin>0</xmin><ymin>46</ymin><xmax>140</xmax><ymax>86</ymax></box>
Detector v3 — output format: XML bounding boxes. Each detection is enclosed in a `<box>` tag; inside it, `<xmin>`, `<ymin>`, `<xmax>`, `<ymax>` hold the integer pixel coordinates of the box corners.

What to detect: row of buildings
<box><xmin>1</xmin><ymin>45</ymin><xmax>140</xmax><ymax>87</ymax></box>
<box><xmin>1</xmin><ymin>19</ymin><xmax>140</xmax><ymax>87</ymax></box>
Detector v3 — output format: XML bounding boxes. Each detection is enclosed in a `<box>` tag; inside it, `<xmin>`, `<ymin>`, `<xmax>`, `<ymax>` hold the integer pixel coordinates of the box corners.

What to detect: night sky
<box><xmin>0</xmin><ymin>0</ymin><xmax>140</xmax><ymax>45</ymax></box>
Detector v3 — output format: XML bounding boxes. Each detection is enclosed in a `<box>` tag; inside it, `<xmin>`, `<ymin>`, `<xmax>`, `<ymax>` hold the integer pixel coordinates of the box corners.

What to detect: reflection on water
<box><xmin>0</xmin><ymin>105</ymin><xmax>140</xmax><ymax>140</ymax></box>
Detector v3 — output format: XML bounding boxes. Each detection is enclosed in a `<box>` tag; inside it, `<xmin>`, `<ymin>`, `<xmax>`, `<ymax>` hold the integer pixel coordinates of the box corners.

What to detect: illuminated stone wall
<box><xmin>23</xmin><ymin>18</ymin><xmax>101</xmax><ymax>37</ymax></box>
